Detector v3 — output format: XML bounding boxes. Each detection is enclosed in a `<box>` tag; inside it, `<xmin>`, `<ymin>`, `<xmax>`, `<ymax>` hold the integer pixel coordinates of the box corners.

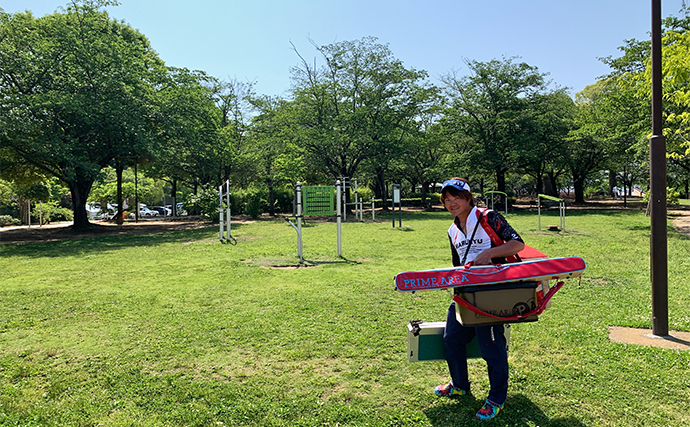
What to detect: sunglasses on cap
<box><xmin>441</xmin><ymin>179</ymin><xmax>470</xmax><ymax>193</ymax></box>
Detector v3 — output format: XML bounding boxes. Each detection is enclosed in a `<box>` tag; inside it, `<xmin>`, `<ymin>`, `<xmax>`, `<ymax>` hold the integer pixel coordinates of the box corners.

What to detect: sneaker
<box><xmin>434</xmin><ymin>381</ymin><xmax>467</xmax><ymax>397</ymax></box>
<box><xmin>476</xmin><ymin>399</ymin><xmax>503</xmax><ymax>420</ymax></box>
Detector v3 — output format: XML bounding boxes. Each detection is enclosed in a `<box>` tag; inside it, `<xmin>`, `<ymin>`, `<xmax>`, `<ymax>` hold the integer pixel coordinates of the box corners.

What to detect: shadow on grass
<box><xmin>425</xmin><ymin>394</ymin><xmax>587</xmax><ymax>426</ymax></box>
<box><xmin>0</xmin><ymin>224</ymin><xmax>242</xmax><ymax>258</ymax></box>
<box><xmin>297</xmin><ymin>257</ymin><xmax>362</xmax><ymax>266</ymax></box>
<box><xmin>375</xmin><ymin>208</ymin><xmax>648</xmax><ymax>223</ymax></box>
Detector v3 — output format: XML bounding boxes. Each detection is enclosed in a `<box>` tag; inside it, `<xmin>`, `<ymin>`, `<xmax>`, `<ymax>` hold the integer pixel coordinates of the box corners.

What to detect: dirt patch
<box><xmin>261</xmin><ymin>264</ymin><xmax>318</xmax><ymax>269</ymax></box>
<box><xmin>0</xmin><ymin>219</ymin><xmax>216</xmax><ymax>245</ymax></box>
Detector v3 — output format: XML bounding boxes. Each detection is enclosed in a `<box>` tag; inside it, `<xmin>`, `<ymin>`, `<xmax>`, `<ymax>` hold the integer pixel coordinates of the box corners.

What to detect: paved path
<box><xmin>612</xmin><ymin>210</ymin><xmax>690</xmax><ymax>350</ymax></box>
<box><xmin>672</xmin><ymin>210</ymin><xmax>690</xmax><ymax>236</ymax></box>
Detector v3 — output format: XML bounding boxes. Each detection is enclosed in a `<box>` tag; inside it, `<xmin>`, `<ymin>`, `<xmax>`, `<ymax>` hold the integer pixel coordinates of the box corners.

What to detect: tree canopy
<box><xmin>3</xmin><ymin>2</ymin><xmax>690</xmax><ymax>226</ymax></box>
<box><xmin>0</xmin><ymin>1</ymin><xmax>164</xmax><ymax>228</ymax></box>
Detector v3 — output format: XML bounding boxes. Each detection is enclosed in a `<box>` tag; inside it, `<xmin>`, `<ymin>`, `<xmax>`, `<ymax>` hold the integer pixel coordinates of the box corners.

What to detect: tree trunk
<box><xmin>573</xmin><ymin>176</ymin><xmax>586</xmax><ymax>204</ymax></box>
<box><xmin>420</xmin><ymin>180</ymin><xmax>428</xmax><ymax>210</ymax></box>
<box><xmin>496</xmin><ymin>169</ymin><xmax>506</xmax><ymax>193</ymax></box>
<box><xmin>536</xmin><ymin>175</ymin><xmax>544</xmax><ymax>196</ymax></box>
<box><xmin>375</xmin><ymin>167</ymin><xmax>388</xmax><ymax>210</ymax></box>
<box><xmin>116</xmin><ymin>165</ymin><xmax>124</xmax><ymax>225</ymax></box>
<box><xmin>171</xmin><ymin>179</ymin><xmax>178</xmax><ymax>216</ymax></box>
<box><xmin>18</xmin><ymin>198</ymin><xmax>31</xmax><ymax>225</ymax></box>
<box><xmin>69</xmin><ymin>180</ymin><xmax>93</xmax><ymax>230</ymax></box>
<box><xmin>547</xmin><ymin>170</ymin><xmax>559</xmax><ymax>198</ymax></box>
<box><xmin>268</xmin><ymin>181</ymin><xmax>276</xmax><ymax>216</ymax></box>
<box><xmin>608</xmin><ymin>170</ymin><xmax>616</xmax><ymax>198</ymax></box>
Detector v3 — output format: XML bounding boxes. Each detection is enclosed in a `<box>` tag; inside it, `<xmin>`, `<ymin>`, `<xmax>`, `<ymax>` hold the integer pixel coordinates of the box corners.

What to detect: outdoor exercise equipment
<box><xmin>484</xmin><ymin>190</ymin><xmax>508</xmax><ymax>216</ymax></box>
<box><xmin>391</xmin><ymin>183</ymin><xmax>402</xmax><ymax>227</ymax></box>
<box><xmin>538</xmin><ymin>194</ymin><xmax>565</xmax><ymax>231</ymax></box>
<box><xmin>289</xmin><ymin>180</ymin><xmax>350</xmax><ymax>261</ymax></box>
<box><xmin>337</xmin><ymin>177</ymin><xmax>364</xmax><ymax>221</ymax></box>
<box><xmin>336</xmin><ymin>180</ymin><xmax>342</xmax><ymax>256</ymax></box>
<box><xmin>285</xmin><ymin>216</ymin><xmax>303</xmax><ymax>264</ymax></box>
<box><xmin>219</xmin><ymin>180</ymin><xmax>231</xmax><ymax>241</ymax></box>
<box><xmin>301</xmin><ymin>184</ymin><xmax>334</xmax><ymax>215</ymax></box>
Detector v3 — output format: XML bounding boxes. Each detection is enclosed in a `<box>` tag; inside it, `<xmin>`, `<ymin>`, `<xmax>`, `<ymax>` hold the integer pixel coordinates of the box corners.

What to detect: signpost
<box><xmin>391</xmin><ymin>184</ymin><xmax>401</xmax><ymax>227</ymax></box>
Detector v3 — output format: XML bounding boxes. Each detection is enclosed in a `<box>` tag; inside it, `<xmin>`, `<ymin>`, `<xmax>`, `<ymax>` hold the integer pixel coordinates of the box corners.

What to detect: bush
<box><xmin>273</xmin><ymin>187</ymin><xmax>294</xmax><ymax>214</ymax></box>
<box><xmin>0</xmin><ymin>215</ymin><xmax>20</xmax><ymax>227</ymax></box>
<box><xmin>231</xmin><ymin>187</ymin><xmax>265</xmax><ymax>218</ymax></box>
<box><xmin>644</xmin><ymin>188</ymin><xmax>680</xmax><ymax>205</ymax></box>
<box><xmin>184</xmin><ymin>189</ymin><xmax>219</xmax><ymax>221</ymax></box>
<box><xmin>357</xmin><ymin>187</ymin><xmax>375</xmax><ymax>202</ymax></box>
<box><xmin>30</xmin><ymin>202</ymin><xmax>73</xmax><ymax>224</ymax></box>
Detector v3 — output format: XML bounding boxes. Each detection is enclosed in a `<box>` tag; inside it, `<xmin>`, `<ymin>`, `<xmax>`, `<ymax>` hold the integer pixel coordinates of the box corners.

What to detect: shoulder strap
<box><xmin>476</xmin><ymin>208</ymin><xmax>521</xmax><ymax>263</ymax></box>
<box><xmin>476</xmin><ymin>208</ymin><xmax>504</xmax><ymax>247</ymax></box>
<box><xmin>452</xmin><ymin>281</ymin><xmax>565</xmax><ymax>322</ymax></box>
<box><xmin>460</xmin><ymin>219</ymin><xmax>482</xmax><ymax>265</ymax></box>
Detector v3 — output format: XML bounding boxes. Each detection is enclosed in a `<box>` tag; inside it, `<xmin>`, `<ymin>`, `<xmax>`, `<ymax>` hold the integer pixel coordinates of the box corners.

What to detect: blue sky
<box><xmin>2</xmin><ymin>0</ymin><xmax>687</xmax><ymax>98</ymax></box>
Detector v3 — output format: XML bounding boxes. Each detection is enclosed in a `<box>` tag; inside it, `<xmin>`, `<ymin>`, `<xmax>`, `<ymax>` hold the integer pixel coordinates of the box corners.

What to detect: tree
<box><xmin>599</xmin><ymin>7</ymin><xmax>690</xmax><ymax>198</ymax></box>
<box><xmin>250</xmin><ymin>96</ymin><xmax>305</xmax><ymax>216</ymax></box>
<box><xmin>395</xmin><ymin>96</ymin><xmax>449</xmax><ymax>209</ymax></box>
<box><xmin>515</xmin><ymin>90</ymin><xmax>576</xmax><ymax>196</ymax></box>
<box><xmin>0</xmin><ymin>1</ymin><xmax>164</xmax><ymax>229</ymax></box>
<box><xmin>567</xmin><ymin>83</ymin><xmax>615</xmax><ymax>204</ymax></box>
<box><xmin>290</xmin><ymin>36</ymin><xmax>432</xmax><ymax>200</ymax></box>
<box><xmin>146</xmin><ymin>67</ymin><xmax>222</xmax><ymax>208</ymax></box>
<box><xmin>442</xmin><ymin>57</ymin><xmax>550</xmax><ymax>192</ymax></box>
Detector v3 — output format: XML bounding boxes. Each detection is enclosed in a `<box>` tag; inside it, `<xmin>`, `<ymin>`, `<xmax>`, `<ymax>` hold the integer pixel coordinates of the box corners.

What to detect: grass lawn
<box><xmin>1</xmin><ymin>209</ymin><xmax>689</xmax><ymax>426</ymax></box>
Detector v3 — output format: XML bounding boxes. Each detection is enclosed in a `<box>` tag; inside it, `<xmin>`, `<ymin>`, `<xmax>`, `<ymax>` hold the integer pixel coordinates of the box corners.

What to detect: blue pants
<box><xmin>443</xmin><ymin>302</ymin><xmax>509</xmax><ymax>405</ymax></box>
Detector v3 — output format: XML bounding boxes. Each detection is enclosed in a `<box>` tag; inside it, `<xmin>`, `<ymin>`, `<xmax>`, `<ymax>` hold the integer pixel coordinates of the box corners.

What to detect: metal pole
<box><xmin>226</xmin><ymin>180</ymin><xmax>231</xmax><ymax>238</ymax></box>
<box><xmin>134</xmin><ymin>164</ymin><xmax>139</xmax><ymax>222</ymax></box>
<box><xmin>650</xmin><ymin>0</ymin><xmax>668</xmax><ymax>336</ymax></box>
<box><xmin>398</xmin><ymin>198</ymin><xmax>402</xmax><ymax>227</ymax></box>
<box><xmin>219</xmin><ymin>184</ymin><xmax>224</xmax><ymax>240</ymax></box>
<box><xmin>296</xmin><ymin>182</ymin><xmax>303</xmax><ymax>261</ymax></box>
<box><xmin>391</xmin><ymin>184</ymin><xmax>395</xmax><ymax>227</ymax></box>
<box><xmin>354</xmin><ymin>178</ymin><xmax>359</xmax><ymax>221</ymax></box>
<box><xmin>336</xmin><ymin>180</ymin><xmax>342</xmax><ymax>257</ymax></box>
<box><xmin>372</xmin><ymin>197</ymin><xmax>375</xmax><ymax>220</ymax></box>
<box><xmin>538</xmin><ymin>195</ymin><xmax>541</xmax><ymax>230</ymax></box>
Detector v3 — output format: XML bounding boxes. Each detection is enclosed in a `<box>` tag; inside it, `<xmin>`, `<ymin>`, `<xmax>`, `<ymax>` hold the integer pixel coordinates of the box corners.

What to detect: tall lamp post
<box><xmin>650</xmin><ymin>0</ymin><xmax>668</xmax><ymax>336</ymax></box>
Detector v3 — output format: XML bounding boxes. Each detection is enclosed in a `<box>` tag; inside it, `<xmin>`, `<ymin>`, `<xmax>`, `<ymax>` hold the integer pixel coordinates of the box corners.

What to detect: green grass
<box><xmin>1</xmin><ymin>209</ymin><xmax>689</xmax><ymax>426</ymax></box>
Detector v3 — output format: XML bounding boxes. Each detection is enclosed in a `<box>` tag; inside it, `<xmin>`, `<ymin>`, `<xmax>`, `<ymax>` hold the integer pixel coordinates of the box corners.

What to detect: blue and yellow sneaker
<box><xmin>434</xmin><ymin>381</ymin><xmax>467</xmax><ymax>397</ymax></box>
<box><xmin>476</xmin><ymin>399</ymin><xmax>503</xmax><ymax>420</ymax></box>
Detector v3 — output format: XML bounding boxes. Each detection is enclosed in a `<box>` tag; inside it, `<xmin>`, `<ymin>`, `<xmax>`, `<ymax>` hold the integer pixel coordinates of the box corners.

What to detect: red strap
<box><xmin>476</xmin><ymin>208</ymin><xmax>520</xmax><ymax>264</ymax></box>
<box><xmin>452</xmin><ymin>281</ymin><xmax>565</xmax><ymax>322</ymax></box>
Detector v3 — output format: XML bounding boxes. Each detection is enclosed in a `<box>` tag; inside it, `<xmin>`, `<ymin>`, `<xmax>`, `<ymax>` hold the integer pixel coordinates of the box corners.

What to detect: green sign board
<box><xmin>302</xmin><ymin>186</ymin><xmax>334</xmax><ymax>216</ymax></box>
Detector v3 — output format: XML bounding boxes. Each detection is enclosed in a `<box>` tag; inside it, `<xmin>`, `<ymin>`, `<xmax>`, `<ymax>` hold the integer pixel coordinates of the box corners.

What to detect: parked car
<box><xmin>85</xmin><ymin>203</ymin><xmax>101</xmax><ymax>219</ymax></box>
<box><xmin>140</xmin><ymin>206</ymin><xmax>158</xmax><ymax>217</ymax></box>
<box><xmin>165</xmin><ymin>203</ymin><xmax>187</xmax><ymax>216</ymax></box>
<box><xmin>128</xmin><ymin>206</ymin><xmax>159</xmax><ymax>219</ymax></box>
<box><xmin>150</xmin><ymin>206</ymin><xmax>171</xmax><ymax>216</ymax></box>
<box><xmin>86</xmin><ymin>203</ymin><xmax>117</xmax><ymax>220</ymax></box>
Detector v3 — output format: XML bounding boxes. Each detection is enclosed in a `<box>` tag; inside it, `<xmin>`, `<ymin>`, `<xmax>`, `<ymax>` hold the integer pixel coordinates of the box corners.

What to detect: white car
<box><xmin>139</xmin><ymin>206</ymin><xmax>158</xmax><ymax>217</ymax></box>
<box><xmin>86</xmin><ymin>203</ymin><xmax>101</xmax><ymax>219</ymax></box>
<box><xmin>128</xmin><ymin>207</ymin><xmax>159</xmax><ymax>218</ymax></box>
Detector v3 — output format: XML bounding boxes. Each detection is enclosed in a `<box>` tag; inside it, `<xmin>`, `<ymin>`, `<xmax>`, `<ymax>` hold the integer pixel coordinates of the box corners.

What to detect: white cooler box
<box><xmin>406</xmin><ymin>320</ymin><xmax>511</xmax><ymax>363</ymax></box>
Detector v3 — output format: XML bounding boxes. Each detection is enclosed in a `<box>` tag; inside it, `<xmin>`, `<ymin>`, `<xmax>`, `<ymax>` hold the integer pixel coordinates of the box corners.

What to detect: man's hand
<box><xmin>472</xmin><ymin>240</ymin><xmax>525</xmax><ymax>266</ymax></box>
